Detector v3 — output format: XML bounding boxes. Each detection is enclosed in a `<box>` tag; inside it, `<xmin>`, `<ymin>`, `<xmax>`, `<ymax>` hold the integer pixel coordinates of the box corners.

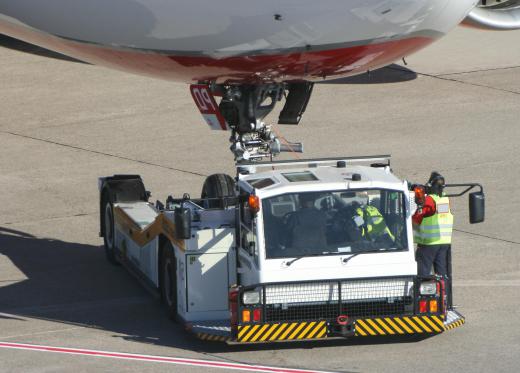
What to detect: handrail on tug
<box><xmin>236</xmin><ymin>154</ymin><xmax>391</xmax><ymax>174</ymax></box>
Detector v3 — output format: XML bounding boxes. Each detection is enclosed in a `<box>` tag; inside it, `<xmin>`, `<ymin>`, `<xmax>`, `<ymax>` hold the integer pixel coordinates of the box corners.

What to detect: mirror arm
<box><xmin>444</xmin><ymin>183</ymin><xmax>483</xmax><ymax>197</ymax></box>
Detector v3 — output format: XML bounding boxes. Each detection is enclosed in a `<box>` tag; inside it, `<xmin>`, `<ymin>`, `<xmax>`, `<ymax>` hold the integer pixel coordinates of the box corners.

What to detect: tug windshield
<box><xmin>262</xmin><ymin>189</ymin><xmax>407</xmax><ymax>259</ymax></box>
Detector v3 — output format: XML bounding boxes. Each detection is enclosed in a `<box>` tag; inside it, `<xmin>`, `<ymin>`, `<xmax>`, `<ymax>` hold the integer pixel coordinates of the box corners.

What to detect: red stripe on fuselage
<box><xmin>0</xmin><ymin>19</ymin><xmax>436</xmax><ymax>83</ymax></box>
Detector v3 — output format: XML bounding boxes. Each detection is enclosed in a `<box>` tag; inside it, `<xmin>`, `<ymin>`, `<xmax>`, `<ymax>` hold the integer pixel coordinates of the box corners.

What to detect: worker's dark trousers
<box><xmin>416</xmin><ymin>244</ymin><xmax>452</xmax><ymax>307</ymax></box>
<box><xmin>416</xmin><ymin>244</ymin><xmax>450</xmax><ymax>277</ymax></box>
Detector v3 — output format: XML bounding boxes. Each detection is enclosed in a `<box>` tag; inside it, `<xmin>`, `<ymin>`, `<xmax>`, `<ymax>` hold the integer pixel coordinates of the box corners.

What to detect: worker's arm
<box><xmin>412</xmin><ymin>196</ymin><xmax>436</xmax><ymax>225</ymax></box>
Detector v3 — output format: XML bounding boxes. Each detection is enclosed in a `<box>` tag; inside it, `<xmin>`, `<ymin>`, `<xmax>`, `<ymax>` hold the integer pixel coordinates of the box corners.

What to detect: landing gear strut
<box><xmin>190</xmin><ymin>82</ymin><xmax>313</xmax><ymax>161</ymax></box>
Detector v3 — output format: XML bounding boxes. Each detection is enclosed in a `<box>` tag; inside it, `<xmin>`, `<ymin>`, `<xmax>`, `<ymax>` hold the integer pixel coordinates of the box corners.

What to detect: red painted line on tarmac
<box><xmin>0</xmin><ymin>341</ymin><xmax>336</xmax><ymax>373</ymax></box>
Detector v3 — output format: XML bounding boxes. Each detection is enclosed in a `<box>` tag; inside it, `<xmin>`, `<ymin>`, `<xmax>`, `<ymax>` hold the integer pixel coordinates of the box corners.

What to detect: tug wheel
<box><xmin>102</xmin><ymin>193</ymin><xmax>119</xmax><ymax>265</ymax></box>
<box><xmin>160</xmin><ymin>242</ymin><xmax>178</xmax><ymax>321</ymax></box>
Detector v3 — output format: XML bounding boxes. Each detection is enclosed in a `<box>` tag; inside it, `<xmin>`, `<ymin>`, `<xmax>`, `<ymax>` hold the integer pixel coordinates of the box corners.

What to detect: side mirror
<box><xmin>469</xmin><ymin>192</ymin><xmax>485</xmax><ymax>224</ymax></box>
<box><xmin>174</xmin><ymin>207</ymin><xmax>192</xmax><ymax>239</ymax></box>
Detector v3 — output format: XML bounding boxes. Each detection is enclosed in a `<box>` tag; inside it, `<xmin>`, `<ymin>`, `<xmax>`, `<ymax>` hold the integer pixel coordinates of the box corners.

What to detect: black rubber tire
<box><xmin>201</xmin><ymin>173</ymin><xmax>235</xmax><ymax>208</ymax></box>
<box><xmin>160</xmin><ymin>242</ymin><xmax>178</xmax><ymax>321</ymax></box>
<box><xmin>102</xmin><ymin>193</ymin><xmax>119</xmax><ymax>266</ymax></box>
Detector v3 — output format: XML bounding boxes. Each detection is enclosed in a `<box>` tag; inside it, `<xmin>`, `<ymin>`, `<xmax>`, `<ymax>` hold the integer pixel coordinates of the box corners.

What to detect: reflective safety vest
<box><xmin>414</xmin><ymin>194</ymin><xmax>454</xmax><ymax>245</ymax></box>
<box><xmin>356</xmin><ymin>205</ymin><xmax>395</xmax><ymax>241</ymax></box>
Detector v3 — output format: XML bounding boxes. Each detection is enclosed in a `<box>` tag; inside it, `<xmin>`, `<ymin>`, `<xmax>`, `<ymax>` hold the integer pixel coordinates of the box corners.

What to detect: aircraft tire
<box><xmin>201</xmin><ymin>173</ymin><xmax>235</xmax><ymax>208</ymax></box>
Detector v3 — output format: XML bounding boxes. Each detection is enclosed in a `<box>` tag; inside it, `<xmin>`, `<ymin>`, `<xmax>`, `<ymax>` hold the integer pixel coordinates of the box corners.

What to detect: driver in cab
<box><xmin>286</xmin><ymin>193</ymin><xmax>328</xmax><ymax>252</ymax></box>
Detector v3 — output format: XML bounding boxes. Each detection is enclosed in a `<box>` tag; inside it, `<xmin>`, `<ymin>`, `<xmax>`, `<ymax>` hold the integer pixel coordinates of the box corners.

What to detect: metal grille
<box><xmin>261</xmin><ymin>277</ymin><xmax>414</xmax><ymax>322</ymax></box>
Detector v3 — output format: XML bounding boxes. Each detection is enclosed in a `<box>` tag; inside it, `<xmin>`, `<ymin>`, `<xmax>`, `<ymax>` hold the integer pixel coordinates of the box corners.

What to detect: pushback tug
<box><xmin>99</xmin><ymin>155</ymin><xmax>484</xmax><ymax>343</ymax></box>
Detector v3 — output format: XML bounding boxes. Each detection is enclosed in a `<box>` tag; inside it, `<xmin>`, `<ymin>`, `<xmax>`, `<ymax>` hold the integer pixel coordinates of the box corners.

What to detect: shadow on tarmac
<box><xmin>321</xmin><ymin>64</ymin><xmax>417</xmax><ymax>84</ymax></box>
<box><xmin>0</xmin><ymin>226</ymin><xmax>432</xmax><ymax>354</ymax></box>
<box><xmin>0</xmin><ymin>34</ymin><xmax>86</xmax><ymax>63</ymax></box>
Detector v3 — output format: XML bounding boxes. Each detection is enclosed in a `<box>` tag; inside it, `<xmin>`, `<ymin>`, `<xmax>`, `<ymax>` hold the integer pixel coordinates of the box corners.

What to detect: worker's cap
<box><xmin>428</xmin><ymin>171</ymin><xmax>445</xmax><ymax>186</ymax></box>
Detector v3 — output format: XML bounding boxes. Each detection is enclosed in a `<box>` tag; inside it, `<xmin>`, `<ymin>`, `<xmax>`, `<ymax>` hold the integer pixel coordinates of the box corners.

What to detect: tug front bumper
<box><xmin>194</xmin><ymin>276</ymin><xmax>465</xmax><ymax>343</ymax></box>
<box><xmin>191</xmin><ymin>310</ymin><xmax>465</xmax><ymax>343</ymax></box>
<box><xmin>233</xmin><ymin>310</ymin><xmax>464</xmax><ymax>342</ymax></box>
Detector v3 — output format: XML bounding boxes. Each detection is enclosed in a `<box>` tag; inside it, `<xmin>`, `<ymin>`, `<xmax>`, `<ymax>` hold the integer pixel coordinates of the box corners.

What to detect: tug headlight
<box><xmin>242</xmin><ymin>290</ymin><xmax>261</xmax><ymax>305</ymax></box>
<box><xmin>419</xmin><ymin>281</ymin><xmax>437</xmax><ymax>295</ymax></box>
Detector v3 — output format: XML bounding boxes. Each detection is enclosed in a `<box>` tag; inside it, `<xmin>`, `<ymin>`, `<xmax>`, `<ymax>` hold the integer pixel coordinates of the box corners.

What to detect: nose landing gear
<box><xmin>190</xmin><ymin>82</ymin><xmax>313</xmax><ymax>161</ymax></box>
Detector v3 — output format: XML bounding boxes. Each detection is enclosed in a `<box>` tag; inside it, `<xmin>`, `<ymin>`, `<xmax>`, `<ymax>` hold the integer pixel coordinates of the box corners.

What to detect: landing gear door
<box><xmin>190</xmin><ymin>84</ymin><xmax>229</xmax><ymax>131</ymax></box>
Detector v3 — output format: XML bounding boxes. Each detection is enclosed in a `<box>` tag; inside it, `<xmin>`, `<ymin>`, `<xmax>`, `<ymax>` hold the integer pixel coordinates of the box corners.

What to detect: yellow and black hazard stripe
<box><xmin>355</xmin><ymin>315</ymin><xmax>446</xmax><ymax>336</ymax></box>
<box><xmin>196</xmin><ymin>333</ymin><xmax>231</xmax><ymax>342</ymax></box>
<box><xmin>237</xmin><ymin>321</ymin><xmax>327</xmax><ymax>343</ymax></box>
<box><xmin>444</xmin><ymin>317</ymin><xmax>465</xmax><ymax>331</ymax></box>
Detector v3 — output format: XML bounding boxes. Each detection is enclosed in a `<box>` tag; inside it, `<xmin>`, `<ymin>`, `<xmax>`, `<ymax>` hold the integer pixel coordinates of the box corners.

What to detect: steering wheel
<box><xmin>336</xmin><ymin>207</ymin><xmax>353</xmax><ymax>223</ymax></box>
<box><xmin>280</xmin><ymin>212</ymin><xmax>314</xmax><ymax>255</ymax></box>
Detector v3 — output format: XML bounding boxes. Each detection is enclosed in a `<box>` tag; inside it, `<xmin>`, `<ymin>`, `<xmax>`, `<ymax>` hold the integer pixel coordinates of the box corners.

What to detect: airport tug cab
<box><xmin>99</xmin><ymin>155</ymin><xmax>483</xmax><ymax>343</ymax></box>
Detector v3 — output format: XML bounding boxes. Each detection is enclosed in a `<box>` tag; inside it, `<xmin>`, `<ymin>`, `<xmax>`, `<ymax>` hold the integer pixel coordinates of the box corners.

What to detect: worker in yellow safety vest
<box><xmin>413</xmin><ymin>172</ymin><xmax>454</xmax><ymax>277</ymax></box>
<box><xmin>353</xmin><ymin>199</ymin><xmax>395</xmax><ymax>244</ymax></box>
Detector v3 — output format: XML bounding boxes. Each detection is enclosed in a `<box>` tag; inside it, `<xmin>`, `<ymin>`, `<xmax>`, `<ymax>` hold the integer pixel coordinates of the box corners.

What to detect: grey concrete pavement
<box><xmin>1</xmin><ymin>26</ymin><xmax>520</xmax><ymax>373</ymax></box>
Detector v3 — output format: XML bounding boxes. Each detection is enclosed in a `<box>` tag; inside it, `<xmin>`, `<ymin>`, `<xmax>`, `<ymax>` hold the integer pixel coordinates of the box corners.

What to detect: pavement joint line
<box><xmin>440</xmin><ymin>158</ymin><xmax>520</xmax><ymax>172</ymax></box>
<box><xmin>2</xmin><ymin>296</ymin><xmax>151</xmax><ymax>315</ymax></box>
<box><xmin>0</xmin><ymin>341</ymin><xmax>338</xmax><ymax>373</ymax></box>
<box><xmin>454</xmin><ymin>280</ymin><xmax>520</xmax><ymax>287</ymax></box>
<box><xmin>453</xmin><ymin>228</ymin><xmax>520</xmax><ymax>245</ymax></box>
<box><xmin>0</xmin><ymin>327</ymin><xmax>83</xmax><ymax>340</ymax></box>
<box><xmin>0</xmin><ymin>130</ymin><xmax>208</xmax><ymax>178</ymax></box>
<box><xmin>418</xmin><ymin>72</ymin><xmax>520</xmax><ymax>95</ymax></box>
<box><xmin>23</xmin><ymin>108</ymin><xmax>174</xmax><ymax>130</ymax></box>
<box><xmin>0</xmin><ymin>212</ymin><xmax>96</xmax><ymax>226</ymax></box>
<box><xmin>387</xmin><ymin>65</ymin><xmax>520</xmax><ymax>95</ymax></box>
<box><xmin>435</xmin><ymin>65</ymin><xmax>520</xmax><ymax>77</ymax></box>
<box><xmin>388</xmin><ymin>63</ymin><xmax>520</xmax><ymax>78</ymax></box>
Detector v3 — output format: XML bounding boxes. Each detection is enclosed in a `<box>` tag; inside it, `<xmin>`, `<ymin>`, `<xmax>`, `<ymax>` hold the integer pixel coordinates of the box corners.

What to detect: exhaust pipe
<box><xmin>271</xmin><ymin>139</ymin><xmax>304</xmax><ymax>154</ymax></box>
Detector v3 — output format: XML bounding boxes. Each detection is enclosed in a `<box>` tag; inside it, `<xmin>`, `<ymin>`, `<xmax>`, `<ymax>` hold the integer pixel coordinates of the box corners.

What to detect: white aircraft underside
<box><xmin>0</xmin><ymin>0</ymin><xmax>480</xmax><ymax>82</ymax></box>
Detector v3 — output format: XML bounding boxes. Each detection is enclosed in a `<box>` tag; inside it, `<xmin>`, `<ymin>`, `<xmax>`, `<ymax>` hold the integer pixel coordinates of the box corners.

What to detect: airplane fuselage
<box><xmin>0</xmin><ymin>0</ymin><xmax>478</xmax><ymax>83</ymax></box>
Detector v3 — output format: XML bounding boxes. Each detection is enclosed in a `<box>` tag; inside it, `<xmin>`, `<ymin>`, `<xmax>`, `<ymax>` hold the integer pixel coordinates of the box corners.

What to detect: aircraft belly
<box><xmin>0</xmin><ymin>0</ymin><xmax>477</xmax><ymax>82</ymax></box>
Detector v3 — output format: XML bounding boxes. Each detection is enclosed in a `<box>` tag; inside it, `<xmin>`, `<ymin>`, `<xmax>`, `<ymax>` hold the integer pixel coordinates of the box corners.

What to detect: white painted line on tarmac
<box><xmin>0</xmin><ymin>341</ymin><xmax>337</xmax><ymax>373</ymax></box>
<box><xmin>455</xmin><ymin>280</ymin><xmax>520</xmax><ymax>287</ymax></box>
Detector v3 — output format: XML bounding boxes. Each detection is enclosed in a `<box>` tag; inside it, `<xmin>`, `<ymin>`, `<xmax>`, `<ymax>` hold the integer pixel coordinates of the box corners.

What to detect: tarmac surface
<box><xmin>1</xmin><ymin>27</ymin><xmax>520</xmax><ymax>373</ymax></box>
